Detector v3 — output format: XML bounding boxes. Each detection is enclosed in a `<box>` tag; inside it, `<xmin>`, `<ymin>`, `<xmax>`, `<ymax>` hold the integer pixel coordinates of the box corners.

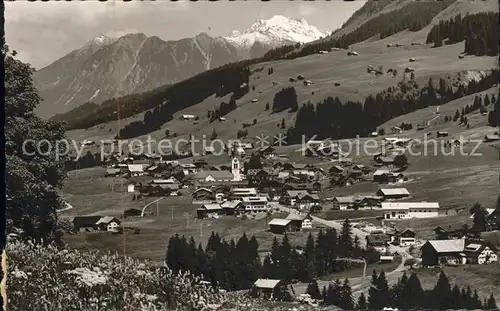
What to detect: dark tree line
<box><xmin>272</xmin><ymin>87</ymin><xmax>299</xmax><ymax>113</ymax></box>
<box><xmin>166</xmin><ymin>233</ymin><xmax>261</xmax><ymax>291</ymax></box>
<box><xmin>285</xmin><ymin>70</ymin><xmax>499</xmax><ymax>143</ymax></box>
<box><xmin>488</xmin><ymin>94</ymin><xmax>500</xmax><ymax>127</ymax></box>
<box><xmin>208</xmin><ymin>96</ymin><xmax>237</xmax><ymax>123</ymax></box>
<box><xmin>165</xmin><ymin>220</ymin><xmax>380</xmax><ymax>291</ymax></box>
<box><xmin>257</xmin><ymin>220</ymin><xmax>380</xmax><ymax>283</ymax></box>
<box><xmin>426</xmin><ymin>12</ymin><xmax>499</xmax><ymax>56</ymax></box>
<box><xmin>306</xmin><ymin>270</ymin><xmax>497</xmax><ymax>310</ymax></box>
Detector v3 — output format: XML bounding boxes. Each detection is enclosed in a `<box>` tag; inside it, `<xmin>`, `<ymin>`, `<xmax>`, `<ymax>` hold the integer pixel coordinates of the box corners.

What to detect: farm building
<box><xmin>105</xmin><ymin>168</ymin><xmax>121</xmax><ymax>177</ymax></box>
<box><xmin>286</xmin><ymin>213</ymin><xmax>313</xmax><ymax>231</ymax></box>
<box><xmin>373</xmin><ymin>169</ymin><xmax>404</xmax><ymax>183</ymax></box>
<box><xmin>395</xmin><ymin>229</ymin><xmax>416</xmax><ymax>246</ymax></box>
<box><xmin>181</xmin><ymin>114</ymin><xmax>196</xmax><ymax>120</ymax></box>
<box><xmin>231</xmin><ymin>187</ymin><xmax>258</xmax><ymax>198</ymax></box>
<box><xmin>332</xmin><ymin>196</ymin><xmax>356</xmax><ymax>210</ymax></box>
<box><xmin>484</xmin><ymin>134</ymin><xmax>500</xmax><ymax>142</ymax></box>
<box><xmin>268</xmin><ymin>219</ymin><xmax>292</xmax><ymax>234</ymax></box>
<box><xmin>421</xmin><ymin>239</ymin><xmax>466</xmax><ymax>266</ymax></box>
<box><xmin>72</xmin><ymin>216</ymin><xmax>102</xmax><ymax>232</ymax></box>
<box><xmin>295</xmin><ymin>193</ymin><xmax>320</xmax><ymax>211</ymax></box>
<box><xmin>366</xmin><ymin>233</ymin><xmax>390</xmax><ymax>253</ymax></box>
<box><xmin>252</xmin><ymin>279</ymin><xmax>284</xmax><ymax>299</ymax></box>
<box><xmin>376</xmin><ymin>188</ymin><xmax>411</xmax><ymax>200</ymax></box>
<box><xmin>197</xmin><ymin>204</ymin><xmax>223</xmax><ymax>219</ymax></box>
<box><xmin>280</xmin><ymin>190</ymin><xmax>310</xmax><ymax>206</ymax></box>
<box><xmin>437</xmin><ymin>131</ymin><xmax>449</xmax><ymax>137</ymax></box>
<box><xmin>220</xmin><ymin>200</ymin><xmax>245</xmax><ymax>216</ymax></box>
<box><xmin>381</xmin><ymin>202</ymin><xmax>440</xmax><ymax>219</ymax></box>
<box><xmin>192</xmin><ymin>188</ymin><xmax>215</xmax><ymax>202</ymax></box>
<box><xmin>124</xmin><ymin>208</ymin><xmax>142</xmax><ymax>218</ymax></box>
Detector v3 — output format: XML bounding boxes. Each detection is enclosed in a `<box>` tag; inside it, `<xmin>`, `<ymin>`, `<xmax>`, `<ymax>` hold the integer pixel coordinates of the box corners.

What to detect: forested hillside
<box><xmin>285</xmin><ymin>70</ymin><xmax>499</xmax><ymax>143</ymax></box>
<box><xmin>426</xmin><ymin>12</ymin><xmax>499</xmax><ymax>56</ymax></box>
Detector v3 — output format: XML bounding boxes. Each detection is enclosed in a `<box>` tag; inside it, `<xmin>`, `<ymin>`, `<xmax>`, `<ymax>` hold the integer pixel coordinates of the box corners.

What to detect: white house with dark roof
<box><xmin>332</xmin><ymin>196</ymin><xmax>357</xmax><ymax>210</ymax></box>
<box><xmin>381</xmin><ymin>202</ymin><xmax>439</xmax><ymax>219</ymax></box>
<box><xmin>464</xmin><ymin>243</ymin><xmax>498</xmax><ymax>264</ymax></box>
<box><xmin>421</xmin><ymin>239</ymin><xmax>497</xmax><ymax>266</ymax></box>
<box><xmin>242</xmin><ymin>196</ymin><xmax>269</xmax><ymax>213</ymax></box>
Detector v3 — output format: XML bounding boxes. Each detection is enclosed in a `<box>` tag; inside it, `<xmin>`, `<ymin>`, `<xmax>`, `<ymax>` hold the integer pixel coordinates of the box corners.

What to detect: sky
<box><xmin>5</xmin><ymin>0</ymin><xmax>366</xmax><ymax>69</ymax></box>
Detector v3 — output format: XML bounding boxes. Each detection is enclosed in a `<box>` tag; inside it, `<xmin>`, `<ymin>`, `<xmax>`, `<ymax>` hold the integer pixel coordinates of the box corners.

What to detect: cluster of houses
<box><xmin>363</xmin><ymin>222</ymin><xmax>499</xmax><ymax>266</ymax></box>
<box><xmin>71</xmin><ymin>216</ymin><xmax>122</xmax><ymax>233</ymax></box>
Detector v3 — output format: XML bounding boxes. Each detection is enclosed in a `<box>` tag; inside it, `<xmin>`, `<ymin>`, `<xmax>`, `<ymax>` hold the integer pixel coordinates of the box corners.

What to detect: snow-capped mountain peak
<box><xmin>86</xmin><ymin>34</ymin><xmax>116</xmax><ymax>47</ymax></box>
<box><xmin>224</xmin><ymin>15</ymin><xmax>327</xmax><ymax>49</ymax></box>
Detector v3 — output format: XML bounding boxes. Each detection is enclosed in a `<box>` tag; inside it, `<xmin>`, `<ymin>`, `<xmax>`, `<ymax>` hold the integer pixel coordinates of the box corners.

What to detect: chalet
<box><xmin>332</xmin><ymin>196</ymin><xmax>356</xmax><ymax>210</ymax></box>
<box><xmin>373</xmin><ymin>169</ymin><xmax>404</xmax><ymax>183</ymax></box>
<box><xmin>252</xmin><ymin>279</ymin><xmax>284</xmax><ymax>298</ymax></box>
<box><xmin>295</xmin><ymin>193</ymin><xmax>320</xmax><ymax>211</ymax></box>
<box><xmin>197</xmin><ymin>204</ymin><xmax>223</xmax><ymax>219</ymax></box>
<box><xmin>180</xmin><ymin>163</ymin><xmax>197</xmax><ymax>175</ymax></box>
<box><xmin>281</xmin><ymin>190</ymin><xmax>310</xmax><ymax>206</ymax></box>
<box><xmin>72</xmin><ymin>216</ymin><xmax>102</xmax><ymax>232</ymax></box>
<box><xmin>330</xmin><ymin>165</ymin><xmax>344</xmax><ymax>174</ymax></box>
<box><xmin>192</xmin><ymin>188</ymin><xmax>215</xmax><ymax>201</ymax></box>
<box><xmin>437</xmin><ymin>131</ymin><xmax>449</xmax><ymax>138</ymax></box>
<box><xmin>286</xmin><ymin>213</ymin><xmax>313</xmax><ymax>231</ymax></box>
<box><xmin>395</xmin><ymin>229</ymin><xmax>416</xmax><ymax>246</ymax></box>
<box><xmin>268</xmin><ymin>219</ymin><xmax>292</xmax><ymax>234</ymax></box>
<box><xmin>381</xmin><ymin>202</ymin><xmax>440</xmax><ymax>219</ymax></box>
<box><xmin>260</xmin><ymin>146</ymin><xmax>275</xmax><ymax>158</ymax></box>
<box><xmin>147</xmin><ymin>183</ymin><xmax>180</xmax><ymax>196</ymax></box>
<box><xmin>484</xmin><ymin>134</ymin><xmax>500</xmax><ymax>142</ymax></box>
<box><xmin>242</xmin><ymin>196</ymin><xmax>269</xmax><ymax>213</ymax></box>
<box><xmin>421</xmin><ymin>239</ymin><xmax>467</xmax><ymax>266</ymax></box>
<box><xmin>182</xmin><ymin>114</ymin><xmax>196</xmax><ymax>120</ymax></box>
<box><xmin>220</xmin><ymin>200</ymin><xmax>245</xmax><ymax>216</ymax></box>
<box><xmin>376</xmin><ymin>188</ymin><xmax>410</xmax><ymax>200</ymax></box>
<box><xmin>96</xmin><ymin>216</ymin><xmax>121</xmax><ymax>232</ymax></box>
<box><xmin>357</xmin><ymin>196</ymin><xmax>383</xmax><ymax>208</ymax></box>
<box><xmin>375</xmin><ymin>156</ymin><xmax>395</xmax><ymax>166</ymax></box>
<box><xmin>247</xmin><ymin>168</ymin><xmax>274</xmax><ymax>184</ymax></box>
<box><xmin>124</xmin><ymin>208</ymin><xmax>142</xmax><ymax>218</ymax></box>
<box><xmin>203</xmin><ymin>146</ymin><xmax>216</xmax><ymax>155</ymax></box>
<box><xmin>464</xmin><ymin>243</ymin><xmax>498</xmax><ymax>264</ymax></box>
<box><xmin>312</xmin><ymin>181</ymin><xmax>322</xmax><ymax>193</ymax></box>
<box><xmin>367</xmin><ymin>233</ymin><xmax>390</xmax><ymax>253</ymax></box>
<box><xmin>434</xmin><ymin>224</ymin><xmax>469</xmax><ymax>240</ymax></box>
<box><xmin>194</xmin><ymin>171</ymin><xmax>234</xmax><ymax>183</ymax></box>
<box><xmin>105</xmin><ymin>168</ymin><xmax>122</xmax><ymax>177</ymax></box>
<box><xmin>347</xmin><ymin>51</ymin><xmax>358</xmax><ymax>56</ymax></box>
<box><xmin>127</xmin><ymin>164</ymin><xmax>145</xmax><ymax>177</ymax></box>
<box><xmin>349</xmin><ymin>168</ymin><xmax>364</xmax><ymax>180</ymax></box>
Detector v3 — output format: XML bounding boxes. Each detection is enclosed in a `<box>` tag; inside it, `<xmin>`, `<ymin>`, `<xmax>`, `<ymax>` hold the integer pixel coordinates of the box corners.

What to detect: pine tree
<box><xmin>484</xmin><ymin>94</ymin><xmax>491</xmax><ymax>107</ymax></box>
<box><xmin>473</xmin><ymin>206</ymin><xmax>489</xmax><ymax>232</ymax></box>
<box><xmin>340</xmin><ymin>278</ymin><xmax>354</xmax><ymax>310</ymax></box>
<box><xmin>368</xmin><ymin>270</ymin><xmax>379</xmax><ymax>309</ymax></box>
<box><xmin>376</xmin><ymin>270</ymin><xmax>390</xmax><ymax>308</ymax></box>
<box><xmin>486</xmin><ymin>293</ymin><xmax>498</xmax><ymax>310</ymax></box>
<box><xmin>357</xmin><ymin>292</ymin><xmax>367</xmax><ymax>310</ymax></box>
<box><xmin>306</xmin><ymin>279</ymin><xmax>322</xmax><ymax>300</ymax></box>
<box><xmin>433</xmin><ymin>271</ymin><xmax>452</xmax><ymax>310</ymax></box>
<box><xmin>451</xmin><ymin>284</ymin><xmax>461</xmax><ymax>309</ymax></box>
<box><xmin>265</xmin><ymin>102</ymin><xmax>270</xmax><ymax>111</ymax></box>
<box><xmin>339</xmin><ymin>218</ymin><xmax>354</xmax><ymax>257</ymax></box>
<box><xmin>210</xmin><ymin>128</ymin><xmax>218</xmax><ymax>140</ymax></box>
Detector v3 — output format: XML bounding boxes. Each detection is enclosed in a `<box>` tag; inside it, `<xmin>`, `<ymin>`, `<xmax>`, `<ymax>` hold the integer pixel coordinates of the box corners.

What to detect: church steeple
<box><xmin>232</xmin><ymin>157</ymin><xmax>242</xmax><ymax>181</ymax></box>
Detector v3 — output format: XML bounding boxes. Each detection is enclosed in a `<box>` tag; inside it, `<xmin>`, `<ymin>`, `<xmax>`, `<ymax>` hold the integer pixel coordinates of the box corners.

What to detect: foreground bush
<box><xmin>7</xmin><ymin>241</ymin><xmax>225</xmax><ymax>310</ymax></box>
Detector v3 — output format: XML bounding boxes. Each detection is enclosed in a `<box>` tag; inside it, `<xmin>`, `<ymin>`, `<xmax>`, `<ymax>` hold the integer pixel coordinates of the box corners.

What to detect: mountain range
<box><xmin>34</xmin><ymin>15</ymin><xmax>327</xmax><ymax>118</ymax></box>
